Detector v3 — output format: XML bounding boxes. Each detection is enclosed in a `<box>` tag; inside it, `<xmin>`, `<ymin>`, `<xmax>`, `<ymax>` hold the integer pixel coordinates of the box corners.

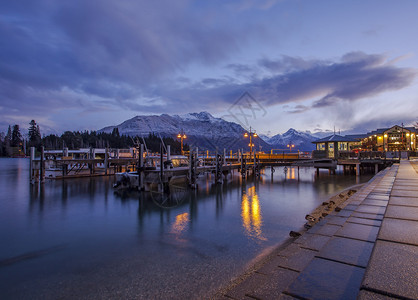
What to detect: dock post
<box><xmin>375</xmin><ymin>163</ymin><xmax>379</xmax><ymax>174</ymax></box>
<box><xmin>63</xmin><ymin>147</ymin><xmax>68</xmax><ymax>157</ymax></box>
<box><xmin>167</xmin><ymin>145</ymin><xmax>171</xmax><ymax>163</ymax></box>
<box><xmin>241</xmin><ymin>151</ymin><xmax>246</xmax><ymax>179</ymax></box>
<box><xmin>159</xmin><ymin>143</ymin><xmax>164</xmax><ymax>192</ymax></box>
<box><xmin>215</xmin><ymin>148</ymin><xmax>218</xmax><ymax>183</ymax></box>
<box><xmin>104</xmin><ymin>148</ymin><xmax>108</xmax><ymax>175</ymax></box>
<box><xmin>223</xmin><ymin>148</ymin><xmax>226</xmax><ymax>166</ymax></box>
<box><xmin>160</xmin><ymin>143</ymin><xmax>164</xmax><ymax>181</ymax></box>
<box><xmin>356</xmin><ymin>163</ymin><xmax>360</xmax><ymax>176</ymax></box>
<box><xmin>194</xmin><ymin>147</ymin><xmax>198</xmax><ymax>185</ymax></box>
<box><xmin>40</xmin><ymin>146</ymin><xmax>45</xmax><ymax>183</ymax></box>
<box><xmin>30</xmin><ymin>147</ymin><xmax>35</xmax><ymax>184</ymax></box>
<box><xmin>139</xmin><ymin>144</ymin><xmax>144</xmax><ymax>191</ymax></box>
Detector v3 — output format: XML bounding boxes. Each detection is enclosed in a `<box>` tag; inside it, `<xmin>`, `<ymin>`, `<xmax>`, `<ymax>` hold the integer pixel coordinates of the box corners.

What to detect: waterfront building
<box><xmin>312</xmin><ymin>125</ymin><xmax>417</xmax><ymax>159</ymax></box>
<box><xmin>362</xmin><ymin>125</ymin><xmax>417</xmax><ymax>152</ymax></box>
<box><xmin>312</xmin><ymin>134</ymin><xmax>360</xmax><ymax>159</ymax></box>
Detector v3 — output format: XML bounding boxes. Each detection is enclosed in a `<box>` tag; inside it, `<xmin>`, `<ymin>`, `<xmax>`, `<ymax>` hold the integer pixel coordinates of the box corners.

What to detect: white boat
<box><xmin>113</xmin><ymin>155</ymin><xmax>189</xmax><ymax>190</ymax></box>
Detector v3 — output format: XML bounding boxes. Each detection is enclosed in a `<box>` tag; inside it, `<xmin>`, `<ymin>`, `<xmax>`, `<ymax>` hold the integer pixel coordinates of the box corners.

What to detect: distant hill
<box><xmin>99</xmin><ymin>112</ymin><xmax>271</xmax><ymax>151</ymax></box>
<box><xmin>263</xmin><ymin>128</ymin><xmax>318</xmax><ymax>152</ymax></box>
<box><xmin>98</xmin><ymin>112</ymin><xmax>323</xmax><ymax>152</ymax></box>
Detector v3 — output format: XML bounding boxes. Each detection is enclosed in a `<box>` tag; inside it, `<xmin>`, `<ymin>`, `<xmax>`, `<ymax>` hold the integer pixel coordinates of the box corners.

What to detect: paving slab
<box><xmin>390</xmin><ymin>190</ymin><xmax>418</xmax><ymax>198</ymax></box>
<box><xmin>343</xmin><ymin>204</ymin><xmax>358</xmax><ymax>211</ymax></box>
<box><xmin>385</xmin><ymin>205</ymin><xmax>418</xmax><ymax>221</ymax></box>
<box><xmin>247</xmin><ymin>267</ymin><xmax>299</xmax><ymax>300</ymax></box>
<box><xmin>351</xmin><ymin>212</ymin><xmax>384</xmax><ymax>220</ymax></box>
<box><xmin>317</xmin><ymin>236</ymin><xmax>374</xmax><ymax>267</ymax></box>
<box><xmin>294</xmin><ymin>233</ymin><xmax>331</xmax><ymax>251</ymax></box>
<box><xmin>378</xmin><ymin>218</ymin><xmax>418</xmax><ymax>245</ymax></box>
<box><xmin>392</xmin><ymin>180</ymin><xmax>418</xmax><ymax>187</ymax></box>
<box><xmin>356</xmin><ymin>205</ymin><xmax>386</xmax><ymax>215</ymax></box>
<box><xmin>389</xmin><ymin>196</ymin><xmax>418</xmax><ymax>207</ymax></box>
<box><xmin>370</xmin><ymin>189</ymin><xmax>391</xmax><ymax>194</ymax></box>
<box><xmin>330</xmin><ymin>209</ymin><xmax>352</xmax><ymax>217</ymax></box>
<box><xmin>326</xmin><ymin>216</ymin><xmax>348</xmax><ymax>226</ymax></box>
<box><xmin>357</xmin><ymin>290</ymin><xmax>398</xmax><ymax>299</ymax></box>
<box><xmin>347</xmin><ymin>217</ymin><xmax>381</xmax><ymax>227</ymax></box>
<box><xmin>286</xmin><ymin>258</ymin><xmax>365</xmax><ymax>300</ymax></box>
<box><xmin>335</xmin><ymin>222</ymin><xmax>379</xmax><ymax>242</ymax></box>
<box><xmin>365</xmin><ymin>194</ymin><xmax>390</xmax><ymax>201</ymax></box>
<box><xmin>257</xmin><ymin>255</ymin><xmax>292</xmax><ymax>275</ymax></box>
<box><xmin>362</xmin><ymin>199</ymin><xmax>388</xmax><ymax>207</ymax></box>
<box><xmin>307</xmin><ymin>224</ymin><xmax>341</xmax><ymax>236</ymax></box>
<box><xmin>392</xmin><ymin>185</ymin><xmax>418</xmax><ymax>191</ymax></box>
<box><xmin>361</xmin><ymin>240</ymin><xmax>418</xmax><ymax>300</ymax></box>
<box><xmin>224</xmin><ymin>272</ymin><xmax>266</xmax><ymax>299</ymax></box>
<box><xmin>277</xmin><ymin>243</ymin><xmax>304</xmax><ymax>257</ymax></box>
<box><xmin>275</xmin><ymin>247</ymin><xmax>318</xmax><ymax>272</ymax></box>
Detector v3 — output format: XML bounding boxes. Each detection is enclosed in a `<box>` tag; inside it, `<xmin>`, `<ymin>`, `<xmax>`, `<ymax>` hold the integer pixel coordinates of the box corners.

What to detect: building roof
<box><xmin>312</xmin><ymin>134</ymin><xmax>357</xmax><ymax>144</ymax></box>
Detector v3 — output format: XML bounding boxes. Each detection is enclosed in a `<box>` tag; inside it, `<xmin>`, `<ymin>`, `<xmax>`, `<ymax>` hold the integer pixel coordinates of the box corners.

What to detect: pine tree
<box><xmin>28</xmin><ymin>120</ymin><xmax>42</xmax><ymax>149</ymax></box>
<box><xmin>11</xmin><ymin>125</ymin><xmax>22</xmax><ymax>147</ymax></box>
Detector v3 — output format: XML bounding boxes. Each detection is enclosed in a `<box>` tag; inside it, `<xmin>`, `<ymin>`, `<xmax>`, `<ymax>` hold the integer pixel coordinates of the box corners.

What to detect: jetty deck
<box><xmin>218</xmin><ymin>160</ymin><xmax>418</xmax><ymax>299</ymax></box>
<box><xmin>29</xmin><ymin>145</ymin><xmax>397</xmax><ymax>186</ymax></box>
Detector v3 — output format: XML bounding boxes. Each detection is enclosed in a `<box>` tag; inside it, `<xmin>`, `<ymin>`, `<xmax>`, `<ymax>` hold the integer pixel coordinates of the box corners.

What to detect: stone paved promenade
<box><xmin>217</xmin><ymin>160</ymin><xmax>418</xmax><ymax>300</ymax></box>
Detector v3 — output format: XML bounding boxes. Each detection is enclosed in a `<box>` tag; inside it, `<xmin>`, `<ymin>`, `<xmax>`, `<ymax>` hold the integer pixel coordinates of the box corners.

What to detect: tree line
<box><xmin>0</xmin><ymin>120</ymin><xmax>188</xmax><ymax>157</ymax></box>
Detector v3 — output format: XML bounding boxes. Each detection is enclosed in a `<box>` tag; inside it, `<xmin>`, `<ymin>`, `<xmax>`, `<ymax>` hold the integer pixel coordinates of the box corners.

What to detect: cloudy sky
<box><xmin>1</xmin><ymin>0</ymin><xmax>418</xmax><ymax>136</ymax></box>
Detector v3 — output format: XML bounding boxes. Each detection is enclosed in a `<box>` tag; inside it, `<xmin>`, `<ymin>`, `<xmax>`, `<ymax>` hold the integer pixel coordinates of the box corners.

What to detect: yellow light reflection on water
<box><xmin>241</xmin><ymin>186</ymin><xmax>266</xmax><ymax>241</ymax></box>
<box><xmin>171</xmin><ymin>212</ymin><xmax>189</xmax><ymax>235</ymax></box>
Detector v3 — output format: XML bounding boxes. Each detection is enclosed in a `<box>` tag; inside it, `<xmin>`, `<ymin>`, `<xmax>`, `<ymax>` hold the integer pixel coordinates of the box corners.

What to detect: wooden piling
<box><xmin>40</xmin><ymin>146</ymin><xmax>45</xmax><ymax>183</ymax></box>
<box><xmin>30</xmin><ymin>147</ymin><xmax>35</xmax><ymax>184</ymax></box>
<box><xmin>139</xmin><ymin>144</ymin><xmax>144</xmax><ymax>191</ymax></box>
<box><xmin>104</xmin><ymin>148</ymin><xmax>108</xmax><ymax>175</ymax></box>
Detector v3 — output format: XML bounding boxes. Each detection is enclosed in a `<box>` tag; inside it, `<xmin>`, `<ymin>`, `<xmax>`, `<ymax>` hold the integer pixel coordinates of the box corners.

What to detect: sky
<box><xmin>1</xmin><ymin>0</ymin><xmax>418</xmax><ymax>137</ymax></box>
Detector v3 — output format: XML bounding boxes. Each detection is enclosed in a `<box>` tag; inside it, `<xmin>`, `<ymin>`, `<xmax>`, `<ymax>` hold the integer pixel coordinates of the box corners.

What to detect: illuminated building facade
<box><xmin>312</xmin><ymin>125</ymin><xmax>417</xmax><ymax>159</ymax></box>
<box><xmin>363</xmin><ymin>125</ymin><xmax>417</xmax><ymax>152</ymax></box>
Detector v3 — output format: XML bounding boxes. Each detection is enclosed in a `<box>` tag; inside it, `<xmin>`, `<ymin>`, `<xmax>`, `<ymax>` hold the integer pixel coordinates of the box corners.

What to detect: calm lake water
<box><xmin>0</xmin><ymin>158</ymin><xmax>371</xmax><ymax>299</ymax></box>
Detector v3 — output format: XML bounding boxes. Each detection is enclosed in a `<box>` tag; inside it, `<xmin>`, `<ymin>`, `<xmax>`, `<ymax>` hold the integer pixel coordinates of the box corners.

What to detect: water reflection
<box><xmin>241</xmin><ymin>185</ymin><xmax>265</xmax><ymax>241</ymax></box>
<box><xmin>171</xmin><ymin>212</ymin><xmax>190</xmax><ymax>235</ymax></box>
<box><xmin>0</xmin><ymin>159</ymin><xmax>374</xmax><ymax>299</ymax></box>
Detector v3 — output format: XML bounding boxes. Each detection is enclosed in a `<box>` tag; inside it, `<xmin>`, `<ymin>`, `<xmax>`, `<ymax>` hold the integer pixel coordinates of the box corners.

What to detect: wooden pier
<box><xmin>29</xmin><ymin>146</ymin><xmax>397</xmax><ymax>191</ymax></box>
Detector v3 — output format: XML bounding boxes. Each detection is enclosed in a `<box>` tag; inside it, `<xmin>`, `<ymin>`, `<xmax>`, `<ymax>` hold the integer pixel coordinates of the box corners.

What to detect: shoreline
<box><xmin>212</xmin><ymin>182</ymin><xmax>365</xmax><ymax>298</ymax></box>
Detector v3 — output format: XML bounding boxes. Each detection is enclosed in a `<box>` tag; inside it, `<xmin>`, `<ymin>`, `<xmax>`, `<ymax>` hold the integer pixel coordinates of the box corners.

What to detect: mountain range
<box><xmin>99</xmin><ymin>112</ymin><xmax>323</xmax><ymax>151</ymax></box>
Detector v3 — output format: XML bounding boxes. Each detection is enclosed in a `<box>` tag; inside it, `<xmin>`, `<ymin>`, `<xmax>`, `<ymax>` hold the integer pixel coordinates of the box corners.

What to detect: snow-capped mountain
<box><xmin>99</xmin><ymin>112</ymin><xmax>271</xmax><ymax>151</ymax></box>
<box><xmin>264</xmin><ymin>128</ymin><xmax>318</xmax><ymax>151</ymax></box>
<box><xmin>99</xmin><ymin>112</ymin><xmax>323</xmax><ymax>151</ymax></box>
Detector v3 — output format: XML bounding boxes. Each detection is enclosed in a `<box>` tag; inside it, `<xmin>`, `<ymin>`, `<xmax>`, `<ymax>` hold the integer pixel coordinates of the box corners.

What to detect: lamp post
<box><xmin>287</xmin><ymin>143</ymin><xmax>295</xmax><ymax>152</ymax></box>
<box><xmin>177</xmin><ymin>131</ymin><xmax>187</xmax><ymax>155</ymax></box>
<box><xmin>244</xmin><ymin>126</ymin><xmax>257</xmax><ymax>156</ymax></box>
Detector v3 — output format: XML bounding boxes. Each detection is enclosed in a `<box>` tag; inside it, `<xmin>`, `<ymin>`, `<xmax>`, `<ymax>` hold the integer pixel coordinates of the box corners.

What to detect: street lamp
<box><xmin>287</xmin><ymin>143</ymin><xmax>295</xmax><ymax>152</ymax></box>
<box><xmin>177</xmin><ymin>131</ymin><xmax>187</xmax><ymax>155</ymax></box>
<box><xmin>244</xmin><ymin>126</ymin><xmax>258</xmax><ymax>156</ymax></box>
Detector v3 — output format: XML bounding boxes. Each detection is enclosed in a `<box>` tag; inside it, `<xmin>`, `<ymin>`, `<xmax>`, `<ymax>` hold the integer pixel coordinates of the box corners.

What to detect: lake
<box><xmin>0</xmin><ymin>158</ymin><xmax>371</xmax><ymax>299</ymax></box>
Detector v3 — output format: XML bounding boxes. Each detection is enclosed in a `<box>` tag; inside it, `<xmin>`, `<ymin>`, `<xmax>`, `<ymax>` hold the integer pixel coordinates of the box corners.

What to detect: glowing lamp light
<box><xmin>406</xmin><ymin>133</ymin><xmax>410</xmax><ymax>137</ymax></box>
<box><xmin>384</xmin><ymin>134</ymin><xmax>388</xmax><ymax>138</ymax></box>
<box><xmin>244</xmin><ymin>132</ymin><xmax>249</xmax><ymax>137</ymax></box>
<box><xmin>177</xmin><ymin>134</ymin><xmax>181</xmax><ymax>138</ymax></box>
<box><xmin>253</xmin><ymin>133</ymin><xmax>258</xmax><ymax>137</ymax></box>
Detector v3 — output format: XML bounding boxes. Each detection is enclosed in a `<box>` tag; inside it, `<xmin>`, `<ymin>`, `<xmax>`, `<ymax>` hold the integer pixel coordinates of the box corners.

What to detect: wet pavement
<box><xmin>217</xmin><ymin>160</ymin><xmax>418</xmax><ymax>300</ymax></box>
